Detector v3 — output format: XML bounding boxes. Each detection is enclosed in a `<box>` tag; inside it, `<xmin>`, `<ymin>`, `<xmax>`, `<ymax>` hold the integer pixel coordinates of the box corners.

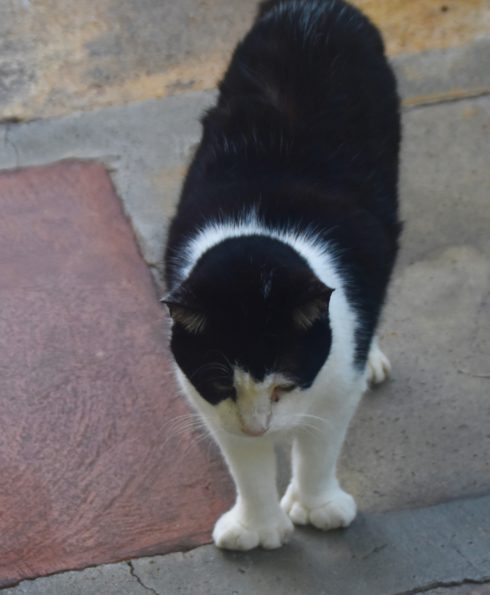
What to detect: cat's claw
<box><xmin>213</xmin><ymin>505</ymin><xmax>294</xmax><ymax>550</ymax></box>
<box><xmin>280</xmin><ymin>484</ymin><xmax>357</xmax><ymax>530</ymax></box>
<box><xmin>367</xmin><ymin>341</ymin><xmax>391</xmax><ymax>385</ymax></box>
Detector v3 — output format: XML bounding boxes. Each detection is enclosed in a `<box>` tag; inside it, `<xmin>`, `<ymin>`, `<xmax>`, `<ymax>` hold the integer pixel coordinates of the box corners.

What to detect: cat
<box><xmin>162</xmin><ymin>0</ymin><xmax>400</xmax><ymax>550</ymax></box>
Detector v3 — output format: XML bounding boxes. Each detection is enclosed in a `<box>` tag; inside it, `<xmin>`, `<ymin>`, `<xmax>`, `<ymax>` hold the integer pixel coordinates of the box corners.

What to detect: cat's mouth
<box><xmin>241</xmin><ymin>426</ymin><xmax>268</xmax><ymax>437</ymax></box>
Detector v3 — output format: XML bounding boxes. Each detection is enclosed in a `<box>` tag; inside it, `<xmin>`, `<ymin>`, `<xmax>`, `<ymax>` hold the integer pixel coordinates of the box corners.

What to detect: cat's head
<box><xmin>164</xmin><ymin>235</ymin><xmax>333</xmax><ymax>436</ymax></box>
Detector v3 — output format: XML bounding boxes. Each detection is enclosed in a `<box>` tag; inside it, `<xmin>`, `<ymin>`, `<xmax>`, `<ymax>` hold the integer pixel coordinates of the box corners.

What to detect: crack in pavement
<box><xmin>402</xmin><ymin>90</ymin><xmax>490</xmax><ymax>112</ymax></box>
<box><xmin>360</xmin><ymin>543</ymin><xmax>389</xmax><ymax>561</ymax></box>
<box><xmin>395</xmin><ymin>576</ymin><xmax>490</xmax><ymax>595</ymax></box>
<box><xmin>127</xmin><ymin>561</ymin><xmax>160</xmax><ymax>595</ymax></box>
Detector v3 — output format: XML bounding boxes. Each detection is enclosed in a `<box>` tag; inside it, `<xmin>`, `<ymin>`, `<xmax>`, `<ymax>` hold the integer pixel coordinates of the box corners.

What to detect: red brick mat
<box><xmin>0</xmin><ymin>162</ymin><xmax>232</xmax><ymax>588</ymax></box>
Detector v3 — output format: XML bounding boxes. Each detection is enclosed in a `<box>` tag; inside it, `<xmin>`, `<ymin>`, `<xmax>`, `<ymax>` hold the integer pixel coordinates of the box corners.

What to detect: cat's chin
<box><xmin>212</xmin><ymin>420</ymin><xmax>289</xmax><ymax>440</ymax></box>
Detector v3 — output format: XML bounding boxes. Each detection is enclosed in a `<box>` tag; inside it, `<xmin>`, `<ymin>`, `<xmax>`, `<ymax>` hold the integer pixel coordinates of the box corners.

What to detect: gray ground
<box><xmin>0</xmin><ymin>21</ymin><xmax>489</xmax><ymax>595</ymax></box>
<box><xmin>3</xmin><ymin>497</ymin><xmax>490</xmax><ymax>594</ymax></box>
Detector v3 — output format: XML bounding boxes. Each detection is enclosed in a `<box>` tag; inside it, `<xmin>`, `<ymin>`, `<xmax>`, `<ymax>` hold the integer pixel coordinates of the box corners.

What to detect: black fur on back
<box><xmin>164</xmin><ymin>0</ymin><xmax>401</xmax><ymax>403</ymax></box>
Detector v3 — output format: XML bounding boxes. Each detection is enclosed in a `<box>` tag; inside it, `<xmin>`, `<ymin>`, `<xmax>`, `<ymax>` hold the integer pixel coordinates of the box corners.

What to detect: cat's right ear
<box><xmin>160</xmin><ymin>291</ymin><xmax>207</xmax><ymax>335</ymax></box>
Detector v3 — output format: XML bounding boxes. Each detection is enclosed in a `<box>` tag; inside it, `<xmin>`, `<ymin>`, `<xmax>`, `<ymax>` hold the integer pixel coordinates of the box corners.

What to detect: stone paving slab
<box><xmin>0</xmin><ymin>162</ymin><xmax>232</xmax><ymax>588</ymax></box>
<box><xmin>4</xmin><ymin>495</ymin><xmax>490</xmax><ymax>595</ymax></box>
<box><xmin>1</xmin><ymin>0</ymin><xmax>489</xmax><ymax>121</ymax></box>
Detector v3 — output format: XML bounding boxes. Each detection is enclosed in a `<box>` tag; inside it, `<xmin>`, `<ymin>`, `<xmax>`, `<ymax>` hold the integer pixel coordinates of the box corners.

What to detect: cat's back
<box><xmin>217</xmin><ymin>0</ymin><xmax>396</xmax><ymax>138</ymax></box>
<box><xmin>166</xmin><ymin>0</ymin><xmax>401</xmax><ymax>289</ymax></box>
<box><xmin>196</xmin><ymin>0</ymin><xmax>400</xmax><ymax>216</ymax></box>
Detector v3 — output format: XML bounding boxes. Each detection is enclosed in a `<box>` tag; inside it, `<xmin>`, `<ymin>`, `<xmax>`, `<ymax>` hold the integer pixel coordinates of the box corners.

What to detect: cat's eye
<box><xmin>278</xmin><ymin>383</ymin><xmax>296</xmax><ymax>393</ymax></box>
<box><xmin>271</xmin><ymin>383</ymin><xmax>297</xmax><ymax>402</ymax></box>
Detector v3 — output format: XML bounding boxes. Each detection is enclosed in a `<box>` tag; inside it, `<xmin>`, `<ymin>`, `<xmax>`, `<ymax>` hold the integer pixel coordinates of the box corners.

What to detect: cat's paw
<box><xmin>280</xmin><ymin>485</ymin><xmax>356</xmax><ymax>531</ymax></box>
<box><xmin>212</xmin><ymin>505</ymin><xmax>294</xmax><ymax>550</ymax></box>
<box><xmin>367</xmin><ymin>341</ymin><xmax>391</xmax><ymax>385</ymax></box>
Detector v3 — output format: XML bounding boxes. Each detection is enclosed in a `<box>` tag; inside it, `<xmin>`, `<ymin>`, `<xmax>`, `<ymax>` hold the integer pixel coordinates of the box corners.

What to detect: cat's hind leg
<box><xmin>367</xmin><ymin>337</ymin><xmax>391</xmax><ymax>385</ymax></box>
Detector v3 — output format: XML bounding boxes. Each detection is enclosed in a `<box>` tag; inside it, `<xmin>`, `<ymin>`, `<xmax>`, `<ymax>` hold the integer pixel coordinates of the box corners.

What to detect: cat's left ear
<box><xmin>292</xmin><ymin>280</ymin><xmax>334</xmax><ymax>330</ymax></box>
<box><xmin>160</xmin><ymin>289</ymin><xmax>207</xmax><ymax>334</ymax></box>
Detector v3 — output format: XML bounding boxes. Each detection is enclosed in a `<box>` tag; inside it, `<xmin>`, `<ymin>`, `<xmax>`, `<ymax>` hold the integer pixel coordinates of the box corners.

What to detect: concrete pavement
<box><xmin>1</xmin><ymin>91</ymin><xmax>489</xmax><ymax>594</ymax></box>
<box><xmin>3</xmin><ymin>495</ymin><xmax>490</xmax><ymax>594</ymax></box>
<box><xmin>0</xmin><ymin>0</ymin><xmax>489</xmax><ymax>593</ymax></box>
<box><xmin>1</xmin><ymin>75</ymin><xmax>489</xmax><ymax>518</ymax></box>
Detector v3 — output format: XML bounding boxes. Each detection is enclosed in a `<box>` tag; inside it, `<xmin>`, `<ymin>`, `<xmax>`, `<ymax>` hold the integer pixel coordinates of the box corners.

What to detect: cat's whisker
<box><xmin>169</xmin><ymin>417</ymin><xmax>208</xmax><ymax>434</ymax></box>
<box><xmin>161</xmin><ymin>413</ymin><xmax>209</xmax><ymax>448</ymax></box>
<box><xmin>164</xmin><ymin>413</ymin><xmax>203</xmax><ymax>432</ymax></box>
<box><xmin>179</xmin><ymin>428</ymin><xmax>215</xmax><ymax>459</ymax></box>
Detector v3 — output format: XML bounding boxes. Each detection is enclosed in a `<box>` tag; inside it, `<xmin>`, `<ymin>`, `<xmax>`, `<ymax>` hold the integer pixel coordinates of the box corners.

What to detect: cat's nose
<box><xmin>239</xmin><ymin>410</ymin><xmax>271</xmax><ymax>437</ymax></box>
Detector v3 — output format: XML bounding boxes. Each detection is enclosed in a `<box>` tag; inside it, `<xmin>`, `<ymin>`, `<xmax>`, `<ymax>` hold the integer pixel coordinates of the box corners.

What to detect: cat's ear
<box><xmin>160</xmin><ymin>290</ymin><xmax>207</xmax><ymax>335</ymax></box>
<box><xmin>292</xmin><ymin>280</ymin><xmax>334</xmax><ymax>331</ymax></box>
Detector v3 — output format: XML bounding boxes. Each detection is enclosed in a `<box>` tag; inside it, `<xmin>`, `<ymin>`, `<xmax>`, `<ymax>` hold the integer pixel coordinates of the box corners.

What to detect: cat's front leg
<box><xmin>281</xmin><ymin>399</ymin><xmax>359</xmax><ymax>531</ymax></box>
<box><xmin>212</xmin><ymin>432</ymin><xmax>293</xmax><ymax>550</ymax></box>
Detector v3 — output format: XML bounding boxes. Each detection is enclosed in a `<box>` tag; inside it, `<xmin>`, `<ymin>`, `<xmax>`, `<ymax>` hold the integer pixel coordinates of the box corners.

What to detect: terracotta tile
<box><xmin>0</xmin><ymin>162</ymin><xmax>233</xmax><ymax>588</ymax></box>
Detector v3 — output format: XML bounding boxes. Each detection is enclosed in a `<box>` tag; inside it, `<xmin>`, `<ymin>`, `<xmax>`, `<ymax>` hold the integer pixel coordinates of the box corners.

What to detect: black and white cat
<box><xmin>163</xmin><ymin>0</ymin><xmax>400</xmax><ymax>550</ymax></box>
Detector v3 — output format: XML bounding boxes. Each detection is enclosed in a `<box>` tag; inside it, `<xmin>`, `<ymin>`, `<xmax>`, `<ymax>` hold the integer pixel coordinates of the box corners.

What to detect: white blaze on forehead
<box><xmin>234</xmin><ymin>368</ymin><xmax>272</xmax><ymax>393</ymax></box>
<box><xmin>234</xmin><ymin>368</ymin><xmax>293</xmax><ymax>397</ymax></box>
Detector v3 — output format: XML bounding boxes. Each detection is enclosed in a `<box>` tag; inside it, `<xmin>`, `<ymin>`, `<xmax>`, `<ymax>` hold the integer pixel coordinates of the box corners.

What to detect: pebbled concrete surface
<box><xmin>1</xmin><ymin>0</ymin><xmax>489</xmax><ymax>120</ymax></box>
<box><xmin>338</xmin><ymin>95</ymin><xmax>490</xmax><ymax>512</ymax></box>
<box><xmin>4</xmin><ymin>495</ymin><xmax>490</xmax><ymax>595</ymax></box>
